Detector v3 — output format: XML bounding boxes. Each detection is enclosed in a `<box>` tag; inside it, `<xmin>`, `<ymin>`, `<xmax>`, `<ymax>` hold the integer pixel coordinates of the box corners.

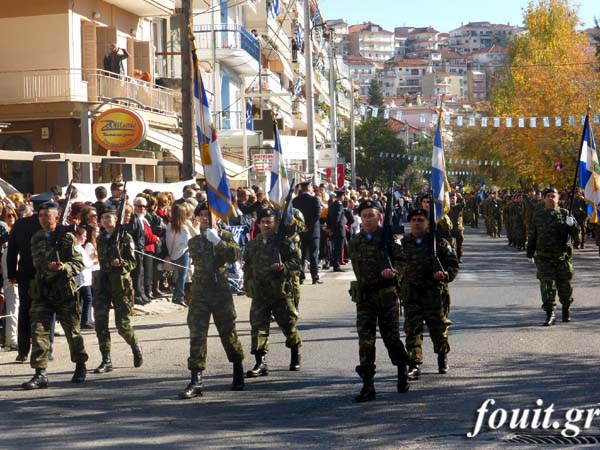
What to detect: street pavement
<box><xmin>2</xmin><ymin>226</ymin><xmax>600</xmax><ymax>449</ymax></box>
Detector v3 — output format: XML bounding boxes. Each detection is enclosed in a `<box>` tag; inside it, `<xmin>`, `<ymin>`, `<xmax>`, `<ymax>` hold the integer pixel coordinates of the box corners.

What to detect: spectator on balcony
<box><xmin>291</xmin><ymin>37</ymin><xmax>298</xmax><ymax>63</ymax></box>
<box><xmin>104</xmin><ymin>44</ymin><xmax>129</xmax><ymax>77</ymax></box>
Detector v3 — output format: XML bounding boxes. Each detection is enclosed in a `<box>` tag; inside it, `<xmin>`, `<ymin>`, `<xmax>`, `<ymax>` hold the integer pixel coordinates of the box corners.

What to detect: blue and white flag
<box><xmin>294</xmin><ymin>26</ymin><xmax>304</xmax><ymax>52</ymax></box>
<box><xmin>268</xmin><ymin>0</ymin><xmax>280</xmax><ymax>20</ymax></box>
<box><xmin>193</xmin><ymin>52</ymin><xmax>235</xmax><ymax>221</ymax></box>
<box><xmin>312</xmin><ymin>9</ymin><xmax>321</xmax><ymax>26</ymax></box>
<box><xmin>578</xmin><ymin>115</ymin><xmax>600</xmax><ymax>223</ymax></box>
<box><xmin>246</xmin><ymin>98</ymin><xmax>253</xmax><ymax>130</ymax></box>
<box><xmin>293</xmin><ymin>77</ymin><xmax>303</xmax><ymax>97</ymax></box>
<box><xmin>268</xmin><ymin>116</ymin><xmax>289</xmax><ymax>209</ymax></box>
<box><xmin>431</xmin><ymin>116</ymin><xmax>450</xmax><ymax>223</ymax></box>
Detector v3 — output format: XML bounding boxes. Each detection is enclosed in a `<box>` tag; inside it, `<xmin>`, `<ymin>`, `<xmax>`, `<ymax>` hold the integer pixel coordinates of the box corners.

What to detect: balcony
<box><xmin>103</xmin><ymin>0</ymin><xmax>175</xmax><ymax>16</ymax></box>
<box><xmin>0</xmin><ymin>69</ymin><xmax>176</xmax><ymax>116</ymax></box>
<box><xmin>193</xmin><ymin>24</ymin><xmax>260</xmax><ymax>76</ymax></box>
<box><xmin>214</xmin><ymin>110</ymin><xmax>243</xmax><ymax>130</ymax></box>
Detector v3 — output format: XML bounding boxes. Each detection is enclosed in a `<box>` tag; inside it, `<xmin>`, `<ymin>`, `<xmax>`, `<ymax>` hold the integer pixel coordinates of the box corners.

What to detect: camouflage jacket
<box><xmin>447</xmin><ymin>203</ymin><xmax>464</xmax><ymax>232</ymax></box>
<box><xmin>243</xmin><ymin>233</ymin><xmax>300</xmax><ymax>297</ymax></box>
<box><xmin>526</xmin><ymin>207</ymin><xmax>579</xmax><ymax>259</ymax></box>
<box><xmin>348</xmin><ymin>227</ymin><xmax>403</xmax><ymax>288</ymax></box>
<box><xmin>97</xmin><ymin>230</ymin><xmax>137</xmax><ymax>274</ymax></box>
<box><xmin>189</xmin><ymin>229</ymin><xmax>240</xmax><ymax>290</ymax></box>
<box><xmin>572</xmin><ymin>198</ymin><xmax>588</xmax><ymax>223</ymax></box>
<box><xmin>523</xmin><ymin>197</ymin><xmax>541</xmax><ymax>226</ymax></box>
<box><xmin>399</xmin><ymin>233</ymin><xmax>459</xmax><ymax>288</ymax></box>
<box><xmin>30</xmin><ymin>229</ymin><xmax>84</xmax><ymax>287</ymax></box>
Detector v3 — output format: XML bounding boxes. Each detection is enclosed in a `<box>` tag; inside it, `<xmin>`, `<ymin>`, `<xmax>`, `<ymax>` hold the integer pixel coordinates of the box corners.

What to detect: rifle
<box><xmin>111</xmin><ymin>181</ymin><xmax>128</xmax><ymax>261</ymax></box>
<box><xmin>382</xmin><ymin>171</ymin><xmax>395</xmax><ymax>269</ymax></box>
<box><xmin>272</xmin><ymin>178</ymin><xmax>296</xmax><ymax>265</ymax></box>
<box><xmin>52</xmin><ymin>180</ymin><xmax>74</xmax><ymax>263</ymax></box>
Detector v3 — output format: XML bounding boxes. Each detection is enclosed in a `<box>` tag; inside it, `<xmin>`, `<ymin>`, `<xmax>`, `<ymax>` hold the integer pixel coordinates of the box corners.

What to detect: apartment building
<box><xmin>345</xmin><ymin>55</ymin><xmax>378</xmax><ymax>97</ymax></box>
<box><xmin>383</xmin><ymin>57</ymin><xmax>431</xmax><ymax>97</ymax></box>
<box><xmin>467</xmin><ymin>70</ymin><xmax>487</xmax><ymax>102</ymax></box>
<box><xmin>421</xmin><ymin>72</ymin><xmax>464</xmax><ymax>101</ymax></box>
<box><xmin>448</xmin><ymin>21</ymin><xmax>522</xmax><ymax>54</ymax></box>
<box><xmin>0</xmin><ymin>0</ymin><xmax>177</xmax><ymax>193</ymax></box>
<box><xmin>347</xmin><ymin>22</ymin><xmax>395</xmax><ymax>63</ymax></box>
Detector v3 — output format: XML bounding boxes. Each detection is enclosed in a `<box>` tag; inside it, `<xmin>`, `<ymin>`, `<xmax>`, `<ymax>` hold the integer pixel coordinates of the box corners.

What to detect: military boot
<box><xmin>22</xmin><ymin>368</ymin><xmax>48</xmax><ymax>390</ymax></box>
<box><xmin>562</xmin><ymin>306</ymin><xmax>571</xmax><ymax>323</ymax></box>
<box><xmin>71</xmin><ymin>363</ymin><xmax>87</xmax><ymax>383</ymax></box>
<box><xmin>407</xmin><ymin>362</ymin><xmax>421</xmax><ymax>380</ymax></box>
<box><xmin>289</xmin><ymin>345</ymin><xmax>301</xmax><ymax>371</ymax></box>
<box><xmin>246</xmin><ymin>353</ymin><xmax>268</xmax><ymax>377</ymax></box>
<box><xmin>397</xmin><ymin>364</ymin><xmax>410</xmax><ymax>393</ymax></box>
<box><xmin>354</xmin><ymin>374</ymin><xmax>375</xmax><ymax>403</ymax></box>
<box><xmin>94</xmin><ymin>352</ymin><xmax>113</xmax><ymax>374</ymax></box>
<box><xmin>231</xmin><ymin>361</ymin><xmax>245</xmax><ymax>391</ymax></box>
<box><xmin>543</xmin><ymin>310</ymin><xmax>556</xmax><ymax>326</ymax></box>
<box><xmin>437</xmin><ymin>353</ymin><xmax>449</xmax><ymax>374</ymax></box>
<box><xmin>179</xmin><ymin>369</ymin><xmax>203</xmax><ymax>399</ymax></box>
<box><xmin>132</xmin><ymin>344</ymin><xmax>143</xmax><ymax>367</ymax></box>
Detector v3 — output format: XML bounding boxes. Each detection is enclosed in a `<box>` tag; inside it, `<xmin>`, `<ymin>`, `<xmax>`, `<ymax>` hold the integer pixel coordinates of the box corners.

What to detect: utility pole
<box><xmin>180</xmin><ymin>0</ymin><xmax>195</xmax><ymax>180</ymax></box>
<box><xmin>304</xmin><ymin>0</ymin><xmax>317</xmax><ymax>181</ymax></box>
<box><xmin>350</xmin><ymin>87</ymin><xmax>356</xmax><ymax>189</ymax></box>
<box><xmin>328</xmin><ymin>27</ymin><xmax>338</xmax><ymax>187</ymax></box>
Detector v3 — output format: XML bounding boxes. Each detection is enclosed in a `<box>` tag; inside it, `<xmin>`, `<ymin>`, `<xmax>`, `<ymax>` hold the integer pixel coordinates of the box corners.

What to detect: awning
<box><xmin>146</xmin><ymin>128</ymin><xmax>183</xmax><ymax>153</ymax></box>
<box><xmin>263</xmin><ymin>135</ymin><xmax>308</xmax><ymax>161</ymax></box>
<box><xmin>219</xmin><ymin>129</ymin><xmax>262</xmax><ymax>149</ymax></box>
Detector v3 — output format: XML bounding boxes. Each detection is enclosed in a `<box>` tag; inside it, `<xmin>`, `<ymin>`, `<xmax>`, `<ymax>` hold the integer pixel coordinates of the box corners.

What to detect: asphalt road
<box><xmin>2</xmin><ymin>226</ymin><xmax>600</xmax><ymax>449</ymax></box>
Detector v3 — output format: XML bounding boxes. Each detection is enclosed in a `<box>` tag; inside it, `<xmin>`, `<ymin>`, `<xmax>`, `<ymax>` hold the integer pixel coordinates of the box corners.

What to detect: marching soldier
<box><xmin>571</xmin><ymin>190</ymin><xmax>588</xmax><ymax>249</ymax></box>
<box><xmin>487</xmin><ymin>191</ymin><xmax>503</xmax><ymax>238</ymax></box>
<box><xmin>93</xmin><ymin>206</ymin><xmax>143</xmax><ymax>375</ymax></box>
<box><xmin>448</xmin><ymin>192</ymin><xmax>465</xmax><ymax>263</ymax></box>
<box><xmin>511</xmin><ymin>195</ymin><xmax>527</xmax><ymax>250</ymax></box>
<box><xmin>527</xmin><ymin>188</ymin><xmax>579</xmax><ymax>326</ymax></box>
<box><xmin>348</xmin><ymin>200</ymin><xmax>409</xmax><ymax>403</ymax></box>
<box><xmin>243</xmin><ymin>207</ymin><xmax>302</xmax><ymax>378</ymax></box>
<box><xmin>21</xmin><ymin>202</ymin><xmax>88</xmax><ymax>389</ymax></box>
<box><xmin>400</xmin><ymin>208</ymin><xmax>459</xmax><ymax>379</ymax></box>
<box><xmin>179</xmin><ymin>204</ymin><xmax>245</xmax><ymax>399</ymax></box>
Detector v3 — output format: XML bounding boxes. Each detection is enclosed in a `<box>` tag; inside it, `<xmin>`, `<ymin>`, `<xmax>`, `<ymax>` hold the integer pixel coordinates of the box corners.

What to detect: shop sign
<box><xmin>92</xmin><ymin>108</ymin><xmax>147</xmax><ymax>152</ymax></box>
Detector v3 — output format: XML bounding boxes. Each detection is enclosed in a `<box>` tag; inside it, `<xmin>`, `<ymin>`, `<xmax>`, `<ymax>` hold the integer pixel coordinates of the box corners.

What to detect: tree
<box><xmin>337</xmin><ymin>118</ymin><xmax>407</xmax><ymax>188</ymax></box>
<box><xmin>455</xmin><ymin>0</ymin><xmax>600</xmax><ymax>187</ymax></box>
<box><xmin>367</xmin><ymin>79</ymin><xmax>385</xmax><ymax>111</ymax></box>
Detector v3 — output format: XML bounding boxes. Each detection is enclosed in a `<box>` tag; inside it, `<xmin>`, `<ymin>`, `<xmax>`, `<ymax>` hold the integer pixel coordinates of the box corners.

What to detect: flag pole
<box><xmin>568</xmin><ymin>107</ymin><xmax>591</xmax><ymax>216</ymax></box>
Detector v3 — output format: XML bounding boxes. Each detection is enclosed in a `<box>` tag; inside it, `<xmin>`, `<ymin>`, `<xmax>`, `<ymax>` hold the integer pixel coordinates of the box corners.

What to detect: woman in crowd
<box><xmin>165</xmin><ymin>203</ymin><xmax>191</xmax><ymax>307</ymax></box>
<box><xmin>74</xmin><ymin>226</ymin><xmax>95</xmax><ymax>330</ymax></box>
<box><xmin>1</xmin><ymin>204</ymin><xmax>18</xmax><ymax>350</ymax></box>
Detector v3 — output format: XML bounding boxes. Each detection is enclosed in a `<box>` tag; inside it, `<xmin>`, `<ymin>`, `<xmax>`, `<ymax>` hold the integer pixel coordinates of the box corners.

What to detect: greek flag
<box><xmin>193</xmin><ymin>52</ymin><xmax>235</xmax><ymax>221</ymax></box>
<box><xmin>268</xmin><ymin>0</ymin><xmax>280</xmax><ymax>19</ymax></box>
<box><xmin>293</xmin><ymin>78</ymin><xmax>303</xmax><ymax>97</ymax></box>
<box><xmin>312</xmin><ymin>9</ymin><xmax>320</xmax><ymax>26</ymax></box>
<box><xmin>431</xmin><ymin>116</ymin><xmax>450</xmax><ymax>222</ymax></box>
<box><xmin>578</xmin><ymin>115</ymin><xmax>600</xmax><ymax>223</ymax></box>
<box><xmin>268</xmin><ymin>116</ymin><xmax>289</xmax><ymax>209</ymax></box>
<box><xmin>246</xmin><ymin>98</ymin><xmax>253</xmax><ymax>130</ymax></box>
<box><xmin>294</xmin><ymin>26</ymin><xmax>303</xmax><ymax>51</ymax></box>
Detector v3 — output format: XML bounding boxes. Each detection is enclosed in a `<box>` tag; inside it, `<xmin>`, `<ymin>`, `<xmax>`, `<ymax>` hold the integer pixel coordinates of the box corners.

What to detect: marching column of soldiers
<box><xmin>13</xmin><ymin>181</ymin><xmax>587</xmax><ymax>403</ymax></box>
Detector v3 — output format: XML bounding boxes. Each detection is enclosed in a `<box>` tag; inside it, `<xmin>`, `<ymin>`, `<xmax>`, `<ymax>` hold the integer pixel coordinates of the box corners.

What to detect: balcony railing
<box><xmin>0</xmin><ymin>68</ymin><xmax>176</xmax><ymax>115</ymax></box>
<box><xmin>193</xmin><ymin>24</ymin><xmax>260</xmax><ymax>63</ymax></box>
<box><xmin>214</xmin><ymin>110</ymin><xmax>243</xmax><ymax>130</ymax></box>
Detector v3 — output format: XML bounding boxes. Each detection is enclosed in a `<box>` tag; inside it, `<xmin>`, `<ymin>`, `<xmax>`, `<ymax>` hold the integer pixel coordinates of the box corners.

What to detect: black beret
<box><xmin>299</xmin><ymin>180</ymin><xmax>312</xmax><ymax>188</ymax></box>
<box><xmin>101</xmin><ymin>205</ymin><xmax>117</xmax><ymax>216</ymax></box>
<box><xmin>110</xmin><ymin>181</ymin><xmax>124</xmax><ymax>191</ymax></box>
<box><xmin>257</xmin><ymin>207</ymin><xmax>279</xmax><ymax>221</ymax></box>
<box><xmin>357</xmin><ymin>200</ymin><xmax>382</xmax><ymax>214</ymax></box>
<box><xmin>39</xmin><ymin>201</ymin><xmax>59</xmax><ymax>212</ymax></box>
<box><xmin>335</xmin><ymin>190</ymin><xmax>346</xmax><ymax>197</ymax></box>
<box><xmin>449</xmin><ymin>191</ymin><xmax>456</xmax><ymax>197</ymax></box>
<box><xmin>407</xmin><ymin>208</ymin><xmax>429</xmax><ymax>221</ymax></box>
<box><xmin>195</xmin><ymin>202</ymin><xmax>208</xmax><ymax>214</ymax></box>
<box><xmin>542</xmin><ymin>187</ymin><xmax>559</xmax><ymax>196</ymax></box>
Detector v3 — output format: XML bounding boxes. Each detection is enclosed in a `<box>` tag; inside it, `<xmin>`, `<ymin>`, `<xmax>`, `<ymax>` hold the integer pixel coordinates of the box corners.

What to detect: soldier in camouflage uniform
<box><xmin>179</xmin><ymin>203</ymin><xmax>245</xmax><ymax>399</ymax></box>
<box><xmin>284</xmin><ymin>206</ymin><xmax>306</xmax><ymax>310</ymax></box>
<box><xmin>448</xmin><ymin>192</ymin><xmax>464</xmax><ymax>263</ymax></box>
<box><xmin>571</xmin><ymin>190</ymin><xmax>588</xmax><ymax>249</ymax></box>
<box><xmin>348</xmin><ymin>200</ymin><xmax>409</xmax><ymax>403</ymax></box>
<box><xmin>527</xmin><ymin>188</ymin><xmax>579</xmax><ymax>326</ymax></box>
<box><xmin>243</xmin><ymin>207</ymin><xmax>302</xmax><ymax>378</ymax></box>
<box><xmin>400</xmin><ymin>208</ymin><xmax>459</xmax><ymax>379</ymax></box>
<box><xmin>465</xmin><ymin>192</ymin><xmax>479</xmax><ymax>228</ymax></box>
<box><xmin>487</xmin><ymin>191</ymin><xmax>503</xmax><ymax>238</ymax></box>
<box><xmin>523</xmin><ymin>188</ymin><xmax>540</xmax><ymax>236</ymax></box>
<box><xmin>511</xmin><ymin>195</ymin><xmax>527</xmax><ymax>250</ymax></box>
<box><xmin>21</xmin><ymin>202</ymin><xmax>88</xmax><ymax>390</ymax></box>
<box><xmin>93</xmin><ymin>206</ymin><xmax>143</xmax><ymax>375</ymax></box>
<box><xmin>503</xmin><ymin>195</ymin><xmax>513</xmax><ymax>246</ymax></box>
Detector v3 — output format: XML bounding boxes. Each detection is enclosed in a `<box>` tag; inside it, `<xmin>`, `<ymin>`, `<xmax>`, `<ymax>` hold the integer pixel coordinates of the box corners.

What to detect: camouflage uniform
<box><xmin>488</xmin><ymin>198</ymin><xmax>503</xmax><ymax>237</ymax></box>
<box><xmin>29</xmin><ymin>230</ymin><xmax>87</xmax><ymax>369</ymax></box>
<box><xmin>187</xmin><ymin>229</ymin><xmax>244</xmax><ymax>371</ymax></box>
<box><xmin>527</xmin><ymin>207</ymin><xmax>579</xmax><ymax>313</ymax></box>
<box><xmin>523</xmin><ymin>196</ymin><xmax>541</xmax><ymax>236</ymax></box>
<box><xmin>510</xmin><ymin>201</ymin><xmax>526</xmax><ymax>250</ymax></box>
<box><xmin>285</xmin><ymin>208</ymin><xmax>306</xmax><ymax>309</ymax></box>
<box><xmin>400</xmin><ymin>233</ymin><xmax>459</xmax><ymax>366</ymax></box>
<box><xmin>348</xmin><ymin>227</ymin><xmax>408</xmax><ymax>379</ymax></box>
<box><xmin>448</xmin><ymin>202</ymin><xmax>464</xmax><ymax>261</ymax></box>
<box><xmin>94</xmin><ymin>230</ymin><xmax>138</xmax><ymax>353</ymax></box>
<box><xmin>465</xmin><ymin>195</ymin><xmax>479</xmax><ymax>228</ymax></box>
<box><xmin>571</xmin><ymin>197</ymin><xmax>588</xmax><ymax>249</ymax></box>
<box><xmin>243</xmin><ymin>234</ymin><xmax>302</xmax><ymax>355</ymax></box>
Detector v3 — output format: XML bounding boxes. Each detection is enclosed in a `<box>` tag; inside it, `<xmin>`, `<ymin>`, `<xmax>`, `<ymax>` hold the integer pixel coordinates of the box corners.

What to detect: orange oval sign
<box><xmin>92</xmin><ymin>108</ymin><xmax>147</xmax><ymax>152</ymax></box>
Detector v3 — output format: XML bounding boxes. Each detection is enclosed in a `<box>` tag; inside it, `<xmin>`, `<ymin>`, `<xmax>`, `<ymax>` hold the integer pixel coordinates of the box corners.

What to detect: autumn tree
<box><xmin>456</xmin><ymin>0</ymin><xmax>600</xmax><ymax>187</ymax></box>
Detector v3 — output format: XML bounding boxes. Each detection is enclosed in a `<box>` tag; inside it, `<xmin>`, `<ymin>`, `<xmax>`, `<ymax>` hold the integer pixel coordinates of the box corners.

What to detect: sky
<box><xmin>318</xmin><ymin>0</ymin><xmax>598</xmax><ymax>33</ymax></box>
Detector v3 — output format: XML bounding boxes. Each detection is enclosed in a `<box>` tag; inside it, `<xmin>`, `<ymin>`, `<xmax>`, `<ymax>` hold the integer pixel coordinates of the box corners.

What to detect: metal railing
<box><xmin>0</xmin><ymin>68</ymin><xmax>176</xmax><ymax>115</ymax></box>
<box><xmin>193</xmin><ymin>24</ymin><xmax>260</xmax><ymax>62</ymax></box>
<box><xmin>213</xmin><ymin>110</ymin><xmax>243</xmax><ymax>130</ymax></box>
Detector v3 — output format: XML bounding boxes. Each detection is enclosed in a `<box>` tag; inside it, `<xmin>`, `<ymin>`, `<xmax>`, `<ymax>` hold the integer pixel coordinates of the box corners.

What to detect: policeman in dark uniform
<box><xmin>348</xmin><ymin>200</ymin><xmax>409</xmax><ymax>403</ymax></box>
<box><xmin>292</xmin><ymin>181</ymin><xmax>323</xmax><ymax>284</ymax></box>
<box><xmin>327</xmin><ymin>190</ymin><xmax>346</xmax><ymax>272</ymax></box>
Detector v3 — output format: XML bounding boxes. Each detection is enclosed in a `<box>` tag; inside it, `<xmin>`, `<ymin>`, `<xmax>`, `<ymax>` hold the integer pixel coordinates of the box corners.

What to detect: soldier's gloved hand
<box><xmin>205</xmin><ymin>228</ymin><xmax>221</xmax><ymax>245</ymax></box>
<box><xmin>566</xmin><ymin>216</ymin><xmax>575</xmax><ymax>226</ymax></box>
